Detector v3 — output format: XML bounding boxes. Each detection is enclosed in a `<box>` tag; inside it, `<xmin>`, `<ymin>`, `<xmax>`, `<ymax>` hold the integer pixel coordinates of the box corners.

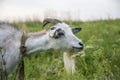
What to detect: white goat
<box><xmin>0</xmin><ymin>19</ymin><xmax>84</xmax><ymax>79</ymax></box>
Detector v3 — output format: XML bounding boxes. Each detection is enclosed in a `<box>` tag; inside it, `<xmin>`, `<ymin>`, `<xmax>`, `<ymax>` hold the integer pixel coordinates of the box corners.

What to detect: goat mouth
<box><xmin>72</xmin><ymin>46</ymin><xmax>84</xmax><ymax>50</ymax></box>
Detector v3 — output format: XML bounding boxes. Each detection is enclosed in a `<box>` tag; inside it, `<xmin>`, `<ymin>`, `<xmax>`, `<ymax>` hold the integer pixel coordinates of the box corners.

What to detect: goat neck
<box><xmin>25</xmin><ymin>30</ymin><xmax>52</xmax><ymax>54</ymax></box>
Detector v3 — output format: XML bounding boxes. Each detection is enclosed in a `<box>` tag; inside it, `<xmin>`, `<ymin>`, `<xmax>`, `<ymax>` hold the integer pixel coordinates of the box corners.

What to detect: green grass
<box><xmin>11</xmin><ymin>19</ymin><xmax>120</xmax><ymax>80</ymax></box>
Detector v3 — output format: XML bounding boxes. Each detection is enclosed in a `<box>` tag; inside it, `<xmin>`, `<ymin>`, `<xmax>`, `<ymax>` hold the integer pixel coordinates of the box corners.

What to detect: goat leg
<box><xmin>19</xmin><ymin>59</ymin><xmax>24</xmax><ymax>80</ymax></box>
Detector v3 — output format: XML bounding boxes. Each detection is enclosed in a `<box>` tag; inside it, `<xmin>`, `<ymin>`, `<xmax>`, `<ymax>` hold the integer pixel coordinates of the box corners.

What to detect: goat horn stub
<box><xmin>42</xmin><ymin>18</ymin><xmax>62</xmax><ymax>28</ymax></box>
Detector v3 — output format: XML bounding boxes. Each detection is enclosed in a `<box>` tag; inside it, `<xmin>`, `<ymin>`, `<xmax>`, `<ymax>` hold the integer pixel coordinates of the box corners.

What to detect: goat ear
<box><xmin>72</xmin><ymin>28</ymin><xmax>81</xmax><ymax>34</ymax></box>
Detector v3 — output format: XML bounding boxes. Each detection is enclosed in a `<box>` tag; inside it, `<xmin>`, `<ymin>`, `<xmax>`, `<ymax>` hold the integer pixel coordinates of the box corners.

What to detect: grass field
<box><xmin>10</xmin><ymin>19</ymin><xmax>120</xmax><ymax>80</ymax></box>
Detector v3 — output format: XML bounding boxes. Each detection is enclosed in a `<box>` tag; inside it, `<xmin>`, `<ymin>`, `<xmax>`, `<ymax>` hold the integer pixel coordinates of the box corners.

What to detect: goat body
<box><xmin>0</xmin><ymin>24</ymin><xmax>23</xmax><ymax>74</ymax></box>
<box><xmin>0</xmin><ymin>19</ymin><xmax>84</xmax><ymax>76</ymax></box>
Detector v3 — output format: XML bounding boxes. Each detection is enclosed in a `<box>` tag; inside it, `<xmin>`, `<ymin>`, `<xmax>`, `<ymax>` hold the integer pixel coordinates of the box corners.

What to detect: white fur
<box><xmin>26</xmin><ymin>23</ymin><xmax>83</xmax><ymax>54</ymax></box>
<box><xmin>0</xmin><ymin>21</ymin><xmax>83</xmax><ymax>75</ymax></box>
<box><xmin>63</xmin><ymin>52</ymin><xmax>75</xmax><ymax>74</ymax></box>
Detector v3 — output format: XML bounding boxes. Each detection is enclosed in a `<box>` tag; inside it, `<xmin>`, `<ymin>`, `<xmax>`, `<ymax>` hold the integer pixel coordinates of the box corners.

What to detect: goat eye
<box><xmin>57</xmin><ymin>29</ymin><xmax>65</xmax><ymax>36</ymax></box>
<box><xmin>59</xmin><ymin>32</ymin><xmax>64</xmax><ymax>36</ymax></box>
<box><xmin>51</xmin><ymin>27</ymin><xmax>55</xmax><ymax>30</ymax></box>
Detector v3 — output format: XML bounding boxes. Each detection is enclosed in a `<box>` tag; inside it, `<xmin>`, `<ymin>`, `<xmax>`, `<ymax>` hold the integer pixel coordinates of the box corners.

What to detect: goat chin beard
<box><xmin>63</xmin><ymin>50</ymin><xmax>76</xmax><ymax>75</ymax></box>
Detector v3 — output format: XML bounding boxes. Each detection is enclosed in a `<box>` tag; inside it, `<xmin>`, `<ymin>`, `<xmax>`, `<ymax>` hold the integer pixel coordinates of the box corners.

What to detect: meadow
<box><xmin>10</xmin><ymin>19</ymin><xmax>120</xmax><ymax>80</ymax></box>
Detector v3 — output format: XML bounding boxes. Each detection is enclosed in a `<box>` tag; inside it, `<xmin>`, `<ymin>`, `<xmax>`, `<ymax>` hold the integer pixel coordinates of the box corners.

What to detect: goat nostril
<box><xmin>79</xmin><ymin>42</ymin><xmax>83</xmax><ymax>46</ymax></box>
<box><xmin>79</xmin><ymin>42</ymin><xmax>84</xmax><ymax>49</ymax></box>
